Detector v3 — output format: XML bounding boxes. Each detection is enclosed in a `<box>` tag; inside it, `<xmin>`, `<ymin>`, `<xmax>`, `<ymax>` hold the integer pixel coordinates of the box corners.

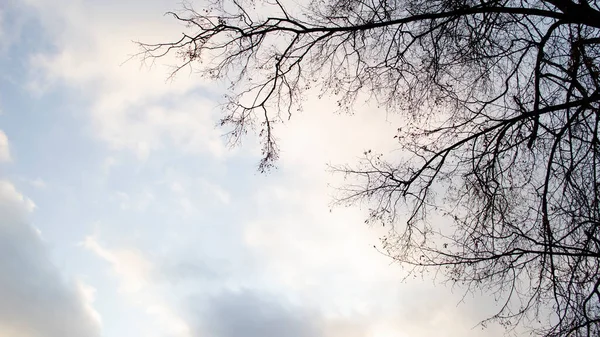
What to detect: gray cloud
<box><xmin>189</xmin><ymin>289</ymin><xmax>321</xmax><ymax>337</ymax></box>
<box><xmin>0</xmin><ymin>181</ymin><xmax>101</xmax><ymax>337</ymax></box>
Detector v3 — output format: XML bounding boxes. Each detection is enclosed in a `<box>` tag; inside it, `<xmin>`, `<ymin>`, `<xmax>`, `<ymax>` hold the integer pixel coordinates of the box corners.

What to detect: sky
<box><xmin>0</xmin><ymin>0</ymin><xmax>512</xmax><ymax>336</ymax></box>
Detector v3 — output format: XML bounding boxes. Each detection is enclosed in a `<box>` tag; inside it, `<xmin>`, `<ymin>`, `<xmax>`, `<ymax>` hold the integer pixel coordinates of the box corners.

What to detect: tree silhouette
<box><xmin>139</xmin><ymin>0</ymin><xmax>600</xmax><ymax>335</ymax></box>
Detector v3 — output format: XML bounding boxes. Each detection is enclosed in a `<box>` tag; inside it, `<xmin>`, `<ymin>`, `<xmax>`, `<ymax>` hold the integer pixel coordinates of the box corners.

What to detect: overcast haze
<box><xmin>1</xmin><ymin>0</ymin><xmax>510</xmax><ymax>336</ymax></box>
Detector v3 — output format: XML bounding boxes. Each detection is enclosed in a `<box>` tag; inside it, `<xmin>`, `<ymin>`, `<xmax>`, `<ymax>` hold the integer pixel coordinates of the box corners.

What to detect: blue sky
<box><xmin>0</xmin><ymin>1</ymin><xmax>511</xmax><ymax>336</ymax></box>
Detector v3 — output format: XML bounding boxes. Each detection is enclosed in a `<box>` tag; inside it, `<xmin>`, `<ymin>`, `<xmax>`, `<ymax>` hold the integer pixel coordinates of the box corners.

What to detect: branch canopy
<box><xmin>140</xmin><ymin>0</ymin><xmax>600</xmax><ymax>335</ymax></box>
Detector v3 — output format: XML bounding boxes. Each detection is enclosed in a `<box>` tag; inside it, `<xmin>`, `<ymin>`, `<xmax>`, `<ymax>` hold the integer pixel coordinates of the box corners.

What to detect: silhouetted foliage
<box><xmin>140</xmin><ymin>0</ymin><xmax>600</xmax><ymax>335</ymax></box>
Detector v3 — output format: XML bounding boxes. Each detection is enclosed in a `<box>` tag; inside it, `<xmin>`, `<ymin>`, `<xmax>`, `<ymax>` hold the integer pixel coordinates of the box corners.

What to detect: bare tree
<box><xmin>139</xmin><ymin>0</ymin><xmax>600</xmax><ymax>335</ymax></box>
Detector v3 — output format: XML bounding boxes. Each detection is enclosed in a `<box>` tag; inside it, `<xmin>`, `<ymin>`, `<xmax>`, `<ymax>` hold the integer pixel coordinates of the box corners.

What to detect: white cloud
<box><xmin>0</xmin><ymin>180</ymin><xmax>101</xmax><ymax>337</ymax></box>
<box><xmin>199</xmin><ymin>179</ymin><xmax>231</xmax><ymax>205</ymax></box>
<box><xmin>244</xmin><ymin>175</ymin><xmax>507</xmax><ymax>337</ymax></box>
<box><xmin>0</xmin><ymin>180</ymin><xmax>34</xmax><ymax>213</ymax></box>
<box><xmin>76</xmin><ymin>280</ymin><xmax>102</xmax><ymax>328</ymax></box>
<box><xmin>0</xmin><ymin>130</ymin><xmax>11</xmax><ymax>163</ymax></box>
<box><xmin>18</xmin><ymin>177</ymin><xmax>46</xmax><ymax>189</ymax></box>
<box><xmin>28</xmin><ymin>177</ymin><xmax>46</xmax><ymax>188</ymax></box>
<box><xmin>82</xmin><ymin>236</ymin><xmax>152</xmax><ymax>294</ymax></box>
<box><xmin>112</xmin><ymin>190</ymin><xmax>154</xmax><ymax>212</ymax></box>
<box><xmin>83</xmin><ymin>236</ymin><xmax>192</xmax><ymax>337</ymax></box>
<box><xmin>95</xmin><ymin>97</ymin><xmax>226</xmax><ymax>160</ymax></box>
<box><xmin>145</xmin><ymin>304</ymin><xmax>191</xmax><ymax>337</ymax></box>
<box><xmin>279</xmin><ymin>97</ymin><xmax>401</xmax><ymax>167</ymax></box>
<box><xmin>25</xmin><ymin>0</ymin><xmax>226</xmax><ymax>160</ymax></box>
<box><xmin>159</xmin><ymin>168</ymin><xmax>232</xmax><ymax>215</ymax></box>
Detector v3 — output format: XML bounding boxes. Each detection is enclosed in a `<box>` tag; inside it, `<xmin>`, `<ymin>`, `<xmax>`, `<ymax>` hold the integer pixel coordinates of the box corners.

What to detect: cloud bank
<box><xmin>0</xmin><ymin>181</ymin><xmax>101</xmax><ymax>337</ymax></box>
